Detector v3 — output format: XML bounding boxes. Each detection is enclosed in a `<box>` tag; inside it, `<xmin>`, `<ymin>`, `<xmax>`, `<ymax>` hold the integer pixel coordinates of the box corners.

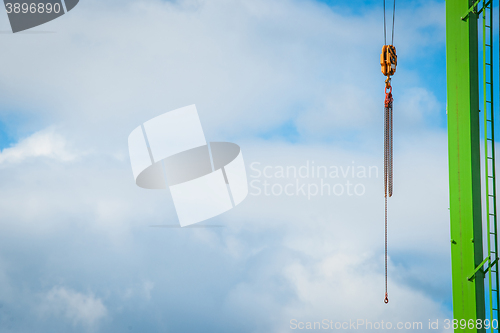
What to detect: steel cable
<box><xmin>383</xmin><ymin>0</ymin><xmax>386</xmax><ymax>45</ymax></box>
<box><xmin>391</xmin><ymin>0</ymin><xmax>396</xmax><ymax>45</ymax></box>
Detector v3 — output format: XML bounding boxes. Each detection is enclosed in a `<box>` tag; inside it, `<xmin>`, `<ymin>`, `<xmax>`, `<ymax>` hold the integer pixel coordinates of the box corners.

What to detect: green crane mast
<box><xmin>446</xmin><ymin>0</ymin><xmax>499</xmax><ymax>331</ymax></box>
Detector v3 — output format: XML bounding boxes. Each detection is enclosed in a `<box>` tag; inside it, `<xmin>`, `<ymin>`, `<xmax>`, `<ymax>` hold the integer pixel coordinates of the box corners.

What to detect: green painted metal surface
<box><xmin>446</xmin><ymin>0</ymin><xmax>485</xmax><ymax>331</ymax></box>
<box><xmin>481</xmin><ymin>0</ymin><xmax>500</xmax><ymax>329</ymax></box>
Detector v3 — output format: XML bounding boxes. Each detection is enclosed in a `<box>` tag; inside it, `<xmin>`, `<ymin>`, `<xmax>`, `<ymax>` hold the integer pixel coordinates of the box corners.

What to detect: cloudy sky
<box><xmin>0</xmin><ymin>0</ymin><xmax>454</xmax><ymax>332</ymax></box>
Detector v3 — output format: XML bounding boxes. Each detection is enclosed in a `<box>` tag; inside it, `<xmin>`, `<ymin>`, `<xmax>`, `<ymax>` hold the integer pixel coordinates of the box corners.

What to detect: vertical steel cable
<box><xmin>391</xmin><ymin>0</ymin><xmax>396</xmax><ymax>45</ymax></box>
<box><xmin>383</xmin><ymin>0</ymin><xmax>386</xmax><ymax>45</ymax></box>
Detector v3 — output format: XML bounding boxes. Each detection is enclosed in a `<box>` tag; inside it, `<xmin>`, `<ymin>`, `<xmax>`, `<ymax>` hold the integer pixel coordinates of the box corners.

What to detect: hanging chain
<box><xmin>384</xmin><ymin>195</ymin><xmax>388</xmax><ymax>304</ymax></box>
<box><xmin>381</xmin><ymin>0</ymin><xmax>396</xmax><ymax>305</ymax></box>
<box><xmin>388</xmin><ymin>88</ymin><xmax>393</xmax><ymax>198</ymax></box>
<box><xmin>384</xmin><ymin>84</ymin><xmax>393</xmax><ymax>304</ymax></box>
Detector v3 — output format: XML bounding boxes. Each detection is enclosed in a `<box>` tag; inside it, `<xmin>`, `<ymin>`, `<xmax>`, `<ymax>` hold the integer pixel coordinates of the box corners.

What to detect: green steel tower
<box><xmin>447</xmin><ymin>0</ymin><xmax>499</xmax><ymax>331</ymax></box>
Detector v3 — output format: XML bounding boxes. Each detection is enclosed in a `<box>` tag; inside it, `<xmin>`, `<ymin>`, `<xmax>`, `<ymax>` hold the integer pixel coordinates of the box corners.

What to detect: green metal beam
<box><xmin>461</xmin><ymin>0</ymin><xmax>481</xmax><ymax>20</ymax></box>
<box><xmin>468</xmin><ymin>256</ymin><xmax>489</xmax><ymax>281</ymax></box>
<box><xmin>446</xmin><ymin>0</ymin><xmax>485</xmax><ymax>331</ymax></box>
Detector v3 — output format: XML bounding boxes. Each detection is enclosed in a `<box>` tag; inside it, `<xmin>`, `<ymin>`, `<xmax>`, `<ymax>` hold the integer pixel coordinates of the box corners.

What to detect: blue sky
<box><xmin>0</xmin><ymin>0</ymin><xmax>455</xmax><ymax>332</ymax></box>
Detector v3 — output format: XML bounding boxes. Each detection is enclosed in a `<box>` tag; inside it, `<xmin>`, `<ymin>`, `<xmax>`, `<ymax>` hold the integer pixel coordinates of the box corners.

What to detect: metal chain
<box><xmin>382</xmin><ymin>0</ymin><xmax>396</xmax><ymax>305</ymax></box>
<box><xmin>384</xmin><ymin>85</ymin><xmax>393</xmax><ymax>304</ymax></box>
<box><xmin>385</xmin><ymin>196</ymin><xmax>388</xmax><ymax>304</ymax></box>
<box><xmin>389</xmin><ymin>98</ymin><xmax>393</xmax><ymax>197</ymax></box>
<box><xmin>384</xmin><ymin>107</ymin><xmax>388</xmax><ymax>198</ymax></box>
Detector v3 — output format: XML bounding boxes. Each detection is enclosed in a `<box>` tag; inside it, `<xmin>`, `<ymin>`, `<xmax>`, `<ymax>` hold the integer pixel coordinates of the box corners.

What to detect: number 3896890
<box><xmin>444</xmin><ymin>319</ymin><xmax>499</xmax><ymax>330</ymax></box>
<box><xmin>5</xmin><ymin>3</ymin><xmax>61</xmax><ymax>14</ymax></box>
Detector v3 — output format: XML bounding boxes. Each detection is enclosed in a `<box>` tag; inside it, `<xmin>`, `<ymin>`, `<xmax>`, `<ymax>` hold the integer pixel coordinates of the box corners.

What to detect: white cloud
<box><xmin>0</xmin><ymin>0</ymin><xmax>445</xmax><ymax>146</ymax></box>
<box><xmin>0</xmin><ymin>129</ymin><xmax>77</xmax><ymax>164</ymax></box>
<box><xmin>0</xmin><ymin>0</ymin><xmax>452</xmax><ymax>331</ymax></box>
<box><xmin>40</xmin><ymin>287</ymin><xmax>107</xmax><ymax>328</ymax></box>
<box><xmin>279</xmin><ymin>252</ymin><xmax>452</xmax><ymax>332</ymax></box>
<box><xmin>396</xmin><ymin>87</ymin><xmax>442</xmax><ymax>127</ymax></box>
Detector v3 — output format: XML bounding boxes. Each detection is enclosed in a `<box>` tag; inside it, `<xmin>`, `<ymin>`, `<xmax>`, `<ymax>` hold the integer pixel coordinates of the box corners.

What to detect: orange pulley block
<box><xmin>380</xmin><ymin>45</ymin><xmax>397</xmax><ymax>79</ymax></box>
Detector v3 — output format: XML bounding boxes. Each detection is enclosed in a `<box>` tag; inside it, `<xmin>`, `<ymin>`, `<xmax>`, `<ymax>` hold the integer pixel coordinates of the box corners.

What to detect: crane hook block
<box><xmin>380</xmin><ymin>45</ymin><xmax>397</xmax><ymax>77</ymax></box>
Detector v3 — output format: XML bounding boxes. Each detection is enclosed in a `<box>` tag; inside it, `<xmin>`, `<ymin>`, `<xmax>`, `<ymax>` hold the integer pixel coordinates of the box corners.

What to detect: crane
<box><xmin>447</xmin><ymin>0</ymin><xmax>499</xmax><ymax>331</ymax></box>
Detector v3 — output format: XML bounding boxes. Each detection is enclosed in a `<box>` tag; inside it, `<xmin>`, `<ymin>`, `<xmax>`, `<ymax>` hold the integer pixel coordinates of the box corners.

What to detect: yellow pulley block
<box><xmin>380</xmin><ymin>45</ymin><xmax>397</xmax><ymax>77</ymax></box>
